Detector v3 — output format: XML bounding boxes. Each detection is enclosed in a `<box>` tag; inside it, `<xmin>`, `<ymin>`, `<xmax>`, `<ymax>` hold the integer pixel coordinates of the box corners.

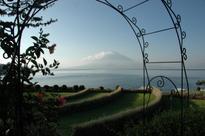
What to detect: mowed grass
<box><xmin>24</xmin><ymin>91</ymin><xmax>76</xmax><ymax>97</ymax></box>
<box><xmin>191</xmin><ymin>99</ymin><xmax>205</xmax><ymax>108</ymax></box>
<box><xmin>58</xmin><ymin>92</ymin><xmax>155</xmax><ymax>136</ymax></box>
<box><xmin>66</xmin><ymin>92</ymin><xmax>110</xmax><ymax>103</ymax></box>
<box><xmin>57</xmin><ymin>92</ymin><xmax>77</xmax><ymax>97</ymax></box>
<box><xmin>168</xmin><ymin>97</ymin><xmax>205</xmax><ymax>110</ymax></box>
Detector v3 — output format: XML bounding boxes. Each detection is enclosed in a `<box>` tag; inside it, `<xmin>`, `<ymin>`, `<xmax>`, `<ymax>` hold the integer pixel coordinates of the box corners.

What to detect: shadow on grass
<box><xmin>57</xmin><ymin>93</ymin><xmax>153</xmax><ymax>136</ymax></box>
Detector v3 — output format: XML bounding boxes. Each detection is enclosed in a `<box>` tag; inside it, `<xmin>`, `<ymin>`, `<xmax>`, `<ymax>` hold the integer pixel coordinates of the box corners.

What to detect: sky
<box><xmin>1</xmin><ymin>0</ymin><xmax>205</xmax><ymax>69</ymax></box>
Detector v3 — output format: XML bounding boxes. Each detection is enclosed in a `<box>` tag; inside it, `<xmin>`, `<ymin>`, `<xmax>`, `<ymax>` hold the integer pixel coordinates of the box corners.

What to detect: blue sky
<box><xmin>1</xmin><ymin>0</ymin><xmax>205</xmax><ymax>69</ymax></box>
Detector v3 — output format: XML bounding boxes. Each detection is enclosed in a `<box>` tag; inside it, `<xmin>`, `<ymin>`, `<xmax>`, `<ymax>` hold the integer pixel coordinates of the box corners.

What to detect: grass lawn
<box><xmin>24</xmin><ymin>91</ymin><xmax>76</xmax><ymax>97</ymax></box>
<box><xmin>189</xmin><ymin>99</ymin><xmax>205</xmax><ymax>108</ymax></box>
<box><xmin>53</xmin><ymin>92</ymin><xmax>76</xmax><ymax>97</ymax></box>
<box><xmin>66</xmin><ymin>92</ymin><xmax>110</xmax><ymax>103</ymax></box>
<box><xmin>168</xmin><ymin>97</ymin><xmax>205</xmax><ymax>110</ymax></box>
<box><xmin>58</xmin><ymin>92</ymin><xmax>155</xmax><ymax>136</ymax></box>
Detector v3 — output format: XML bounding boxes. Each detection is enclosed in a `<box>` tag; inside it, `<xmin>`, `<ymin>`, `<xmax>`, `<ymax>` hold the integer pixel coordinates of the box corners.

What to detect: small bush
<box><xmin>73</xmin><ymin>85</ymin><xmax>79</xmax><ymax>91</ymax></box>
<box><xmin>61</xmin><ymin>84</ymin><xmax>67</xmax><ymax>90</ymax></box>
<box><xmin>121</xmin><ymin>108</ymin><xmax>205</xmax><ymax>136</ymax></box>
<box><xmin>79</xmin><ymin>85</ymin><xmax>85</xmax><ymax>90</ymax></box>
<box><xmin>67</xmin><ymin>87</ymin><xmax>73</xmax><ymax>91</ymax></box>
<box><xmin>99</xmin><ymin>86</ymin><xmax>104</xmax><ymax>90</ymax></box>
<box><xmin>196</xmin><ymin>80</ymin><xmax>205</xmax><ymax>86</ymax></box>
<box><xmin>43</xmin><ymin>85</ymin><xmax>50</xmax><ymax>91</ymax></box>
<box><xmin>35</xmin><ymin>84</ymin><xmax>41</xmax><ymax>91</ymax></box>
<box><xmin>53</xmin><ymin>85</ymin><xmax>59</xmax><ymax>91</ymax></box>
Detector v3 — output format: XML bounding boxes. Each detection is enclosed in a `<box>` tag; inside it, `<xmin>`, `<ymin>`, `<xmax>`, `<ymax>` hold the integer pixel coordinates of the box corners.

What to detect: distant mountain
<box><xmin>67</xmin><ymin>51</ymin><xmax>198</xmax><ymax>70</ymax></box>
<box><xmin>71</xmin><ymin>51</ymin><xmax>140</xmax><ymax>69</ymax></box>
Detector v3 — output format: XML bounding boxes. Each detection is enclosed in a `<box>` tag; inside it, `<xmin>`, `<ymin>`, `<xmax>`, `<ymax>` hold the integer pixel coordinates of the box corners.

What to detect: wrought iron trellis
<box><xmin>96</xmin><ymin>0</ymin><xmax>189</xmax><ymax>135</ymax></box>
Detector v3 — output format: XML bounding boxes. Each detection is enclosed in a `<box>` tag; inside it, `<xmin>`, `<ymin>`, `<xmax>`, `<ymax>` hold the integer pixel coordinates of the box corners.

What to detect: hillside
<box><xmin>71</xmin><ymin>51</ymin><xmax>140</xmax><ymax>69</ymax></box>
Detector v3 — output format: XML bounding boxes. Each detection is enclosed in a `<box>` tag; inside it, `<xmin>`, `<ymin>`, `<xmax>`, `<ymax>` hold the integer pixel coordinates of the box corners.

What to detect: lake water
<box><xmin>33</xmin><ymin>69</ymin><xmax>205</xmax><ymax>90</ymax></box>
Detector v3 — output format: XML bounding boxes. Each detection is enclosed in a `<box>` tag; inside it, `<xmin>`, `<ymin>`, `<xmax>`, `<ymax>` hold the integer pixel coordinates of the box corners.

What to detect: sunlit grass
<box><xmin>190</xmin><ymin>99</ymin><xmax>205</xmax><ymax>108</ymax></box>
<box><xmin>58</xmin><ymin>93</ymin><xmax>155</xmax><ymax>136</ymax></box>
<box><xmin>53</xmin><ymin>92</ymin><xmax>76</xmax><ymax>97</ymax></box>
<box><xmin>66</xmin><ymin>92</ymin><xmax>110</xmax><ymax>103</ymax></box>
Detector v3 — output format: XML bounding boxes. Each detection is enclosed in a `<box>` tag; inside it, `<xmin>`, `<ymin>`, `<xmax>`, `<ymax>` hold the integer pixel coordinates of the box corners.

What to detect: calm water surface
<box><xmin>33</xmin><ymin>69</ymin><xmax>205</xmax><ymax>90</ymax></box>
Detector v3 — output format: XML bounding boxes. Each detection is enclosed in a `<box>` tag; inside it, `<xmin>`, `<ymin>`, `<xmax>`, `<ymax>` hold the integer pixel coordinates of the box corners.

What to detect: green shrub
<box><xmin>53</xmin><ymin>84</ymin><xmax>59</xmax><ymax>91</ymax></box>
<box><xmin>73</xmin><ymin>85</ymin><xmax>79</xmax><ymax>91</ymax></box>
<box><xmin>71</xmin><ymin>89</ymin><xmax>162</xmax><ymax>136</ymax></box>
<box><xmin>35</xmin><ymin>84</ymin><xmax>41</xmax><ymax>91</ymax></box>
<box><xmin>63</xmin><ymin>89</ymin><xmax>89</xmax><ymax>101</ymax></box>
<box><xmin>61</xmin><ymin>84</ymin><xmax>67</xmax><ymax>90</ymax></box>
<box><xmin>79</xmin><ymin>85</ymin><xmax>85</xmax><ymax>90</ymax></box>
<box><xmin>122</xmin><ymin>108</ymin><xmax>205</xmax><ymax>136</ymax></box>
<box><xmin>59</xmin><ymin>88</ymin><xmax>122</xmax><ymax>115</ymax></box>
<box><xmin>196</xmin><ymin>80</ymin><xmax>205</xmax><ymax>86</ymax></box>
<box><xmin>99</xmin><ymin>86</ymin><xmax>104</xmax><ymax>90</ymax></box>
<box><xmin>43</xmin><ymin>85</ymin><xmax>50</xmax><ymax>91</ymax></box>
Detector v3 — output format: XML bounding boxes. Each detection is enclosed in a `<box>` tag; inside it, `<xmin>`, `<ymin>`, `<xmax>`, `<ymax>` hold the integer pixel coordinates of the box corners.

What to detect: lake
<box><xmin>33</xmin><ymin>69</ymin><xmax>205</xmax><ymax>90</ymax></box>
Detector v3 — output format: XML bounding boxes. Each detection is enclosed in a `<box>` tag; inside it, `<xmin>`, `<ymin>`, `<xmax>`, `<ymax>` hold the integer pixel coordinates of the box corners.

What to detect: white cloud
<box><xmin>82</xmin><ymin>51</ymin><xmax>113</xmax><ymax>61</ymax></box>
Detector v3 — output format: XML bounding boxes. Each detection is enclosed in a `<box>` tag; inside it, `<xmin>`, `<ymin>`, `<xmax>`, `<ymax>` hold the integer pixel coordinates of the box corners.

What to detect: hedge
<box><xmin>63</xmin><ymin>88</ymin><xmax>89</xmax><ymax>101</ymax></box>
<box><xmin>124</xmin><ymin>107</ymin><xmax>205</xmax><ymax>136</ymax></box>
<box><xmin>71</xmin><ymin>88</ymin><xmax>162</xmax><ymax>136</ymax></box>
<box><xmin>58</xmin><ymin>87</ymin><xmax>122</xmax><ymax>116</ymax></box>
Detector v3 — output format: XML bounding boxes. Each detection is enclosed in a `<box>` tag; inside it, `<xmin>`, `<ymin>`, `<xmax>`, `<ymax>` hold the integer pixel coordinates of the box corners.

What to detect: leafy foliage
<box><xmin>196</xmin><ymin>80</ymin><xmax>205</xmax><ymax>86</ymax></box>
<box><xmin>121</xmin><ymin>108</ymin><xmax>205</xmax><ymax>136</ymax></box>
<box><xmin>0</xmin><ymin>0</ymin><xmax>60</xmax><ymax>136</ymax></box>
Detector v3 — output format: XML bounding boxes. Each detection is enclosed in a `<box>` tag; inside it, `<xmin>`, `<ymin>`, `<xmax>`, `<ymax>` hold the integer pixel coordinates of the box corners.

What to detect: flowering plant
<box><xmin>57</xmin><ymin>96</ymin><xmax>66</xmax><ymax>106</ymax></box>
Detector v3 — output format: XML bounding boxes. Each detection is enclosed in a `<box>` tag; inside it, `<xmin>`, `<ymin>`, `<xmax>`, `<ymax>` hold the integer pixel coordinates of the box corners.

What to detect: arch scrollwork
<box><xmin>96</xmin><ymin>1</ymin><xmax>189</xmax><ymax>135</ymax></box>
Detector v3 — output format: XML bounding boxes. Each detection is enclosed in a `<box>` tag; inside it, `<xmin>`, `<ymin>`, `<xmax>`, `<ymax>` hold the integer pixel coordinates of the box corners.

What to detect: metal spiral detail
<box><xmin>96</xmin><ymin>0</ymin><xmax>189</xmax><ymax>135</ymax></box>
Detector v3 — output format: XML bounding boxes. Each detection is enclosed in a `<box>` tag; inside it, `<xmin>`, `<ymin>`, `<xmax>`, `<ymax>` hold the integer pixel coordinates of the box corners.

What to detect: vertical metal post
<box><xmin>96</xmin><ymin>1</ymin><xmax>189</xmax><ymax>136</ymax></box>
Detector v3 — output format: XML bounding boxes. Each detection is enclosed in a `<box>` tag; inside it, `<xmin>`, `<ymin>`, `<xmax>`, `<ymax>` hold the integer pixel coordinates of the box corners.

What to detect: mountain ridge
<box><xmin>70</xmin><ymin>51</ymin><xmax>140</xmax><ymax>69</ymax></box>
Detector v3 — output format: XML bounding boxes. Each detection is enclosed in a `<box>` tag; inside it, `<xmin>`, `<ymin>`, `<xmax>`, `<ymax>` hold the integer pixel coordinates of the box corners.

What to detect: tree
<box><xmin>0</xmin><ymin>0</ymin><xmax>60</xmax><ymax>136</ymax></box>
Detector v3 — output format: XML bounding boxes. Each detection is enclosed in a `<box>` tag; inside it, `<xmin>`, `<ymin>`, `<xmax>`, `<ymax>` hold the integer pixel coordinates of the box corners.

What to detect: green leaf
<box><xmin>34</xmin><ymin>43</ymin><xmax>39</xmax><ymax>47</ymax></box>
<box><xmin>42</xmin><ymin>33</ymin><xmax>49</xmax><ymax>37</ymax></box>
<box><xmin>31</xmin><ymin>60</ymin><xmax>38</xmax><ymax>69</ymax></box>
<box><xmin>40</xmin><ymin>44</ymin><xmax>47</xmax><ymax>48</ymax></box>
<box><xmin>39</xmin><ymin>64</ymin><xmax>43</xmax><ymax>68</ymax></box>
<box><xmin>41</xmin><ymin>69</ymin><xmax>46</xmax><ymax>75</ymax></box>
<box><xmin>31</xmin><ymin>36</ymin><xmax>38</xmax><ymax>41</ymax></box>
<box><xmin>26</xmin><ymin>46</ymin><xmax>34</xmax><ymax>55</ymax></box>
<box><xmin>43</xmin><ymin>58</ymin><xmax>47</xmax><ymax>66</ymax></box>
<box><xmin>35</xmin><ymin>49</ymin><xmax>40</xmax><ymax>58</ymax></box>
<box><xmin>42</xmin><ymin>37</ymin><xmax>49</xmax><ymax>44</ymax></box>
<box><xmin>32</xmin><ymin>17</ymin><xmax>42</xmax><ymax>22</ymax></box>
<box><xmin>29</xmin><ymin>77</ymin><xmax>33</xmax><ymax>80</ymax></box>
<box><xmin>46</xmin><ymin>68</ymin><xmax>50</xmax><ymax>73</ymax></box>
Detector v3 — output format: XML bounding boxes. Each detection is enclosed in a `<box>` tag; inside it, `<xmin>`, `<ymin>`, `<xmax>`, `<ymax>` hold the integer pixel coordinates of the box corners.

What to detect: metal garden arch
<box><xmin>96</xmin><ymin>0</ymin><xmax>189</xmax><ymax>135</ymax></box>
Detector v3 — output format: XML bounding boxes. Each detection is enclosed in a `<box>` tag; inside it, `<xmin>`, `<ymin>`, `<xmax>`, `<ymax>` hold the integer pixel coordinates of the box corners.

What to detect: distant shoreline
<box><xmin>55</xmin><ymin>68</ymin><xmax>205</xmax><ymax>71</ymax></box>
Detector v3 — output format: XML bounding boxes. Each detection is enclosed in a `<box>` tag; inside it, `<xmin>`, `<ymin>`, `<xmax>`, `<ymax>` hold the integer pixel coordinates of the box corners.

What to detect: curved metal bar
<box><xmin>123</xmin><ymin>0</ymin><xmax>150</xmax><ymax>13</ymax></box>
<box><xmin>96</xmin><ymin>0</ymin><xmax>150</xmax><ymax>88</ymax></box>
<box><xmin>145</xmin><ymin>75</ymin><xmax>180</xmax><ymax>107</ymax></box>
<box><xmin>161</xmin><ymin>1</ymin><xmax>189</xmax><ymax>136</ymax></box>
<box><xmin>96</xmin><ymin>1</ymin><xmax>189</xmax><ymax>136</ymax></box>
<box><xmin>146</xmin><ymin>76</ymin><xmax>179</xmax><ymax>93</ymax></box>
<box><xmin>161</xmin><ymin>0</ymin><xmax>189</xmax><ymax>92</ymax></box>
